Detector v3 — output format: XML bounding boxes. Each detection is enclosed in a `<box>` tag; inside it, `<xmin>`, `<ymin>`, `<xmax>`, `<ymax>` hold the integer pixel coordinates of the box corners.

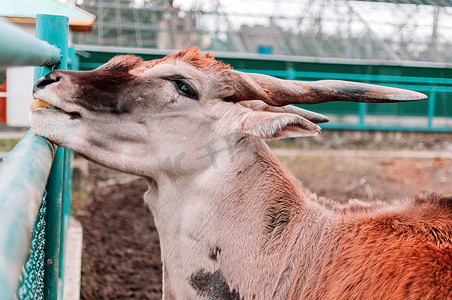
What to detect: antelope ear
<box><xmin>239</xmin><ymin>110</ymin><xmax>321</xmax><ymax>140</ymax></box>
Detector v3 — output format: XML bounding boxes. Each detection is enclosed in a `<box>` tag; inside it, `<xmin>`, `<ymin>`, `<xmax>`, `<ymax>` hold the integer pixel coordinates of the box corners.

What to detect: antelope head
<box><xmin>30</xmin><ymin>48</ymin><xmax>426</xmax><ymax>179</ymax></box>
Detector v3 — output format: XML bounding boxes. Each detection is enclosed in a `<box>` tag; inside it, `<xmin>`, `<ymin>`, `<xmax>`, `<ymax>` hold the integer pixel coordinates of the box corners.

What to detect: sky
<box><xmin>172</xmin><ymin>0</ymin><xmax>452</xmax><ymax>43</ymax></box>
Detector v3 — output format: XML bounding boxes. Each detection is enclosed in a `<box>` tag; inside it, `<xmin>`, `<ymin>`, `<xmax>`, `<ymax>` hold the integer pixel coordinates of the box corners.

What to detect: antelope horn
<box><xmin>226</xmin><ymin>70</ymin><xmax>427</xmax><ymax>105</ymax></box>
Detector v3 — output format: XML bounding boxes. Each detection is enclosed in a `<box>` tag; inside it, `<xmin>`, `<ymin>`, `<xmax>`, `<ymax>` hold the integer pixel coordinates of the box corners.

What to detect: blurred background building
<box><xmin>73</xmin><ymin>0</ymin><xmax>452</xmax><ymax>63</ymax></box>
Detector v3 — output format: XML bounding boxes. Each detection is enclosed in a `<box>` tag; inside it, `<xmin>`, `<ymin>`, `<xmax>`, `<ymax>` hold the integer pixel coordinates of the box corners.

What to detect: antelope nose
<box><xmin>33</xmin><ymin>73</ymin><xmax>61</xmax><ymax>93</ymax></box>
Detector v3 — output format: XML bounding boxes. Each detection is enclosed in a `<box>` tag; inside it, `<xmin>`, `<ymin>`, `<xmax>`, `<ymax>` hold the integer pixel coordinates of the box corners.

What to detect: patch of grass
<box><xmin>0</xmin><ymin>138</ymin><xmax>20</xmax><ymax>152</ymax></box>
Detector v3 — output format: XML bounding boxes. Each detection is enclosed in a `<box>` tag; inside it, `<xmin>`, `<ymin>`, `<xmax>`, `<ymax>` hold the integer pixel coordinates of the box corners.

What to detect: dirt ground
<box><xmin>74</xmin><ymin>176</ymin><xmax>161</xmax><ymax>299</ymax></box>
<box><xmin>72</xmin><ymin>144</ymin><xmax>451</xmax><ymax>299</ymax></box>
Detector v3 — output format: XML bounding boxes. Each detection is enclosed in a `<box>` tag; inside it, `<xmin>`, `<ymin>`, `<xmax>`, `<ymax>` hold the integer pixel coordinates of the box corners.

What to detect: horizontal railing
<box><xmin>0</xmin><ymin>18</ymin><xmax>61</xmax><ymax>67</ymax></box>
<box><xmin>0</xmin><ymin>130</ymin><xmax>56</xmax><ymax>298</ymax></box>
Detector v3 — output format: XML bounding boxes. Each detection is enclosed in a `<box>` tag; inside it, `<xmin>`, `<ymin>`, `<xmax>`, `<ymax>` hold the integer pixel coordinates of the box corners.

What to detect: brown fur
<box><xmin>277</xmin><ymin>193</ymin><xmax>452</xmax><ymax>300</ymax></box>
<box><xmin>250</xmin><ymin>148</ymin><xmax>452</xmax><ymax>299</ymax></box>
<box><xmin>240</xmin><ymin>146</ymin><xmax>451</xmax><ymax>299</ymax></box>
<box><xmin>134</xmin><ymin>47</ymin><xmax>231</xmax><ymax>74</ymax></box>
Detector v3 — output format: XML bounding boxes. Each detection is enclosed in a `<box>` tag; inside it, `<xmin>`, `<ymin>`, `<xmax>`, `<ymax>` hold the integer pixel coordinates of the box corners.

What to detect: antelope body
<box><xmin>30</xmin><ymin>48</ymin><xmax>452</xmax><ymax>299</ymax></box>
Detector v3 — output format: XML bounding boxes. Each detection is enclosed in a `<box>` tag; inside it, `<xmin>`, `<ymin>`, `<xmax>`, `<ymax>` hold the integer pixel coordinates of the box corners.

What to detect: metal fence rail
<box><xmin>0</xmin><ymin>15</ymin><xmax>73</xmax><ymax>300</ymax></box>
<box><xmin>0</xmin><ymin>18</ymin><xmax>60</xmax><ymax>67</ymax></box>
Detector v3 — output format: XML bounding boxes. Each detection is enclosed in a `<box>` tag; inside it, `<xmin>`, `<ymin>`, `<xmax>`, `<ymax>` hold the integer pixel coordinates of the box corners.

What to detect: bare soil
<box><xmin>276</xmin><ymin>152</ymin><xmax>451</xmax><ymax>202</ymax></box>
<box><xmin>73</xmin><ymin>172</ymin><xmax>162</xmax><ymax>299</ymax></box>
<box><xmin>72</xmin><ymin>148</ymin><xmax>451</xmax><ymax>299</ymax></box>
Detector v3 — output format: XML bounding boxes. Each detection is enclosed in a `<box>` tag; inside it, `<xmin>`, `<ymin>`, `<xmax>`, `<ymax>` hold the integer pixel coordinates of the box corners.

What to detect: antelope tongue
<box><xmin>30</xmin><ymin>99</ymin><xmax>55</xmax><ymax>111</ymax></box>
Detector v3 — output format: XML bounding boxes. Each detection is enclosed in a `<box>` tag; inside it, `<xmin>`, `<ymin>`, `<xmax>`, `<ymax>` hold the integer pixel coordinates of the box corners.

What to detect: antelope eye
<box><xmin>169</xmin><ymin>79</ymin><xmax>198</xmax><ymax>100</ymax></box>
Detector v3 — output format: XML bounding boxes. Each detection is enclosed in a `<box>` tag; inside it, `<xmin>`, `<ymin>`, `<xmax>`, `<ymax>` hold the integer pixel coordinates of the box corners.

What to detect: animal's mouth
<box><xmin>30</xmin><ymin>98</ymin><xmax>55</xmax><ymax>110</ymax></box>
<box><xmin>30</xmin><ymin>98</ymin><xmax>81</xmax><ymax>119</ymax></box>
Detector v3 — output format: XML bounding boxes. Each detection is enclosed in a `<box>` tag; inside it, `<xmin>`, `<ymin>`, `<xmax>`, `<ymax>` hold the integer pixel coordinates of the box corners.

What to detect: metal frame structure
<box><xmin>0</xmin><ymin>15</ymin><xmax>73</xmax><ymax>300</ymax></box>
<box><xmin>73</xmin><ymin>0</ymin><xmax>452</xmax><ymax>63</ymax></box>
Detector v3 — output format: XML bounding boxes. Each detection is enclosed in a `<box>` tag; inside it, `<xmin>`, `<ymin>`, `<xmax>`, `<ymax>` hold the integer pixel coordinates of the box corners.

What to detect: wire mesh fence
<box><xmin>17</xmin><ymin>193</ymin><xmax>47</xmax><ymax>300</ymax></box>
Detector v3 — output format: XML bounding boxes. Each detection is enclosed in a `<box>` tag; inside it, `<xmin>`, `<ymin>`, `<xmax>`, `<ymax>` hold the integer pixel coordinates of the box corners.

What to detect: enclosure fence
<box><xmin>0</xmin><ymin>15</ymin><xmax>74</xmax><ymax>300</ymax></box>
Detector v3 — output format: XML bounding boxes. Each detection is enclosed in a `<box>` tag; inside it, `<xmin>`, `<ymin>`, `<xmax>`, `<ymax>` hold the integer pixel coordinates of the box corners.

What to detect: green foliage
<box><xmin>0</xmin><ymin>139</ymin><xmax>19</xmax><ymax>152</ymax></box>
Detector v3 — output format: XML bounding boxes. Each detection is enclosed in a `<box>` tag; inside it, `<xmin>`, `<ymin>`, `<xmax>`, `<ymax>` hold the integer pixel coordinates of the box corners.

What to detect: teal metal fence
<box><xmin>0</xmin><ymin>15</ymin><xmax>73</xmax><ymax>300</ymax></box>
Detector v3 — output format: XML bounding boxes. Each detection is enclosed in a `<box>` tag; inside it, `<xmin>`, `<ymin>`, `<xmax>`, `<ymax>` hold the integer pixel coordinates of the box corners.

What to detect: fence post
<box><xmin>358</xmin><ymin>103</ymin><xmax>367</xmax><ymax>127</ymax></box>
<box><xmin>286</xmin><ymin>67</ymin><xmax>296</xmax><ymax>80</ymax></box>
<box><xmin>427</xmin><ymin>89</ymin><xmax>437</xmax><ymax>129</ymax></box>
<box><xmin>33</xmin><ymin>14</ymin><xmax>70</xmax><ymax>300</ymax></box>
<box><xmin>44</xmin><ymin>148</ymin><xmax>65</xmax><ymax>300</ymax></box>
